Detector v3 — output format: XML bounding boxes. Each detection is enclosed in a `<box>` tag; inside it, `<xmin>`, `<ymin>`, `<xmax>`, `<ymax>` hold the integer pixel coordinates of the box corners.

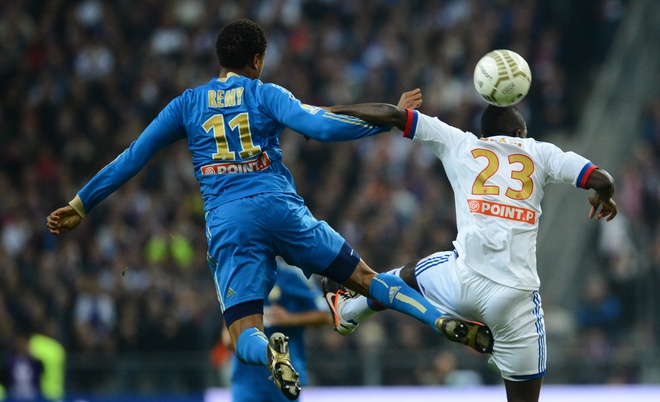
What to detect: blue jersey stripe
<box><xmin>511</xmin><ymin>370</ymin><xmax>546</xmax><ymax>381</ymax></box>
<box><xmin>322</xmin><ymin>112</ymin><xmax>380</xmax><ymax>128</ymax></box>
<box><xmin>415</xmin><ymin>252</ymin><xmax>452</xmax><ymax>276</ymax></box>
<box><xmin>532</xmin><ymin>291</ymin><xmax>546</xmax><ymax>374</ymax></box>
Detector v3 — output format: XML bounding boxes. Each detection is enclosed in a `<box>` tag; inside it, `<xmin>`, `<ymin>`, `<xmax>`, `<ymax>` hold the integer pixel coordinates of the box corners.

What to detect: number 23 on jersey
<box><xmin>471</xmin><ymin>148</ymin><xmax>534</xmax><ymax>200</ymax></box>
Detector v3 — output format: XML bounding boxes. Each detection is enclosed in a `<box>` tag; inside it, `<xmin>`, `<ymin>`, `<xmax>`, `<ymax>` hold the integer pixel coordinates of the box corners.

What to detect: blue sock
<box><xmin>366</xmin><ymin>298</ymin><xmax>386</xmax><ymax>311</ymax></box>
<box><xmin>235</xmin><ymin>327</ymin><xmax>268</xmax><ymax>366</ymax></box>
<box><xmin>369</xmin><ymin>273</ymin><xmax>444</xmax><ymax>334</ymax></box>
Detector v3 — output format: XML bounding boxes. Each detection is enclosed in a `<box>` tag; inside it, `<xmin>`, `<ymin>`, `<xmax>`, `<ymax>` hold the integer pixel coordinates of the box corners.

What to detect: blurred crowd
<box><xmin>2</xmin><ymin>0</ymin><xmax>655</xmax><ymax>396</ymax></box>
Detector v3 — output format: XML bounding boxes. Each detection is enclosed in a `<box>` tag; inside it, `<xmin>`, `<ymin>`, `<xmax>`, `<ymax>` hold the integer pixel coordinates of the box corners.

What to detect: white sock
<box><xmin>343</xmin><ymin>295</ymin><xmax>379</xmax><ymax>323</ymax></box>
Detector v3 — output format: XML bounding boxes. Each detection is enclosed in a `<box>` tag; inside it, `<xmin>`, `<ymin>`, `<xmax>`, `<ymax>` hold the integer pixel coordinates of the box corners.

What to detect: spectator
<box><xmin>418</xmin><ymin>350</ymin><xmax>483</xmax><ymax>387</ymax></box>
<box><xmin>0</xmin><ymin>330</ymin><xmax>44</xmax><ymax>401</ymax></box>
<box><xmin>0</xmin><ymin>0</ymin><xmax>637</xmax><ymax>393</ymax></box>
<box><xmin>576</xmin><ymin>274</ymin><xmax>622</xmax><ymax>337</ymax></box>
<box><xmin>29</xmin><ymin>325</ymin><xmax>66</xmax><ymax>401</ymax></box>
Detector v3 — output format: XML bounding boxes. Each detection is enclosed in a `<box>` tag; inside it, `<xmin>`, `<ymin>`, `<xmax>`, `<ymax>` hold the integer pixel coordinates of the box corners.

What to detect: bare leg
<box><xmin>341</xmin><ymin>259</ymin><xmax>377</xmax><ymax>296</ymax></box>
<box><xmin>227</xmin><ymin>313</ymin><xmax>264</xmax><ymax>350</ymax></box>
<box><xmin>399</xmin><ymin>259</ymin><xmax>421</xmax><ymax>291</ymax></box>
<box><xmin>229</xmin><ymin>313</ymin><xmax>300</xmax><ymax>400</ymax></box>
<box><xmin>504</xmin><ymin>378</ymin><xmax>543</xmax><ymax>402</ymax></box>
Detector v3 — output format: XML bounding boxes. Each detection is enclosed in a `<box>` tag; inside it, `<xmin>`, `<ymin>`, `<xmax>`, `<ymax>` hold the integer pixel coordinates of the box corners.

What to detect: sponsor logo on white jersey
<box><xmin>468</xmin><ymin>199</ymin><xmax>536</xmax><ymax>224</ymax></box>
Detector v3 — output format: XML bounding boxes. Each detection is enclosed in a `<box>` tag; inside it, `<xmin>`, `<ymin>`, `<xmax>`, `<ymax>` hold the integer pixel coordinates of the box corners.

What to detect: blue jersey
<box><xmin>230</xmin><ymin>261</ymin><xmax>327</xmax><ymax>401</ymax></box>
<box><xmin>75</xmin><ymin>73</ymin><xmax>388</xmax><ymax>214</ymax></box>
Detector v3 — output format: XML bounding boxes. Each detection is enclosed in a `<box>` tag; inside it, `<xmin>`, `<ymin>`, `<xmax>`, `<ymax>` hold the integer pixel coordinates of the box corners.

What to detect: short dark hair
<box><xmin>215</xmin><ymin>19</ymin><xmax>267</xmax><ymax>69</ymax></box>
<box><xmin>480</xmin><ymin>105</ymin><xmax>526</xmax><ymax>137</ymax></box>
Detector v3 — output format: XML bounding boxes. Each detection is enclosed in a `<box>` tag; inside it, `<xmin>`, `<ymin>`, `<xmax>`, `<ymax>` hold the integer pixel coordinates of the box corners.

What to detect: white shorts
<box><xmin>408</xmin><ymin>250</ymin><xmax>546</xmax><ymax>381</ymax></box>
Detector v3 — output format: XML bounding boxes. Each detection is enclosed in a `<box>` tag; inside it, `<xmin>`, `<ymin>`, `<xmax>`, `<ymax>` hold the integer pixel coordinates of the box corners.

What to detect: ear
<box><xmin>252</xmin><ymin>53</ymin><xmax>262</xmax><ymax>70</ymax></box>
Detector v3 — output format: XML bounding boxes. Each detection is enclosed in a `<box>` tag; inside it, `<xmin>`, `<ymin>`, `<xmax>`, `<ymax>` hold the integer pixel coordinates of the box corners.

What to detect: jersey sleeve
<box><xmin>402</xmin><ymin>110</ymin><xmax>470</xmax><ymax>158</ymax></box>
<box><xmin>74</xmin><ymin>95</ymin><xmax>187</xmax><ymax>215</ymax></box>
<box><xmin>537</xmin><ymin>142</ymin><xmax>596</xmax><ymax>188</ymax></box>
<box><xmin>258</xmin><ymin>83</ymin><xmax>390</xmax><ymax>141</ymax></box>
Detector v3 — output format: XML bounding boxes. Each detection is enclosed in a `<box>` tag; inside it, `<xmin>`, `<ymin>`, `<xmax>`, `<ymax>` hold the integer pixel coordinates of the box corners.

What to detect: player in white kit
<box><xmin>323</xmin><ymin>94</ymin><xmax>617</xmax><ymax>402</ymax></box>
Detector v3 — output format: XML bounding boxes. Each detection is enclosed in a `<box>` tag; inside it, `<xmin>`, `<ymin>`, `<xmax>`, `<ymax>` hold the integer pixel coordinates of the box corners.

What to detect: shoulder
<box><xmin>158</xmin><ymin>89</ymin><xmax>195</xmax><ymax>119</ymax></box>
<box><xmin>420</xmin><ymin>113</ymin><xmax>470</xmax><ymax>135</ymax></box>
<box><xmin>181</xmin><ymin>78</ymin><xmax>221</xmax><ymax>96</ymax></box>
<box><xmin>523</xmin><ymin>138</ymin><xmax>565</xmax><ymax>156</ymax></box>
<box><xmin>414</xmin><ymin>112</ymin><xmax>474</xmax><ymax>143</ymax></box>
<box><xmin>167</xmin><ymin>86</ymin><xmax>202</xmax><ymax>108</ymax></box>
<box><xmin>258</xmin><ymin>81</ymin><xmax>296</xmax><ymax>100</ymax></box>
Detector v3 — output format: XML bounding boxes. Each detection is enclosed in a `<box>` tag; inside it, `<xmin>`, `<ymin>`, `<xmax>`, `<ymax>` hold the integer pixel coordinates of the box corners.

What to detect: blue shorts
<box><xmin>206</xmin><ymin>192</ymin><xmax>357</xmax><ymax>317</ymax></box>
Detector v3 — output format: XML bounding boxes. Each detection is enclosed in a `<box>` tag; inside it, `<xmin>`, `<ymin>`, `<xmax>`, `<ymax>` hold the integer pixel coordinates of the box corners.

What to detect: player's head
<box><xmin>216</xmin><ymin>19</ymin><xmax>268</xmax><ymax>78</ymax></box>
<box><xmin>480</xmin><ymin>105</ymin><xmax>527</xmax><ymax>138</ymax></box>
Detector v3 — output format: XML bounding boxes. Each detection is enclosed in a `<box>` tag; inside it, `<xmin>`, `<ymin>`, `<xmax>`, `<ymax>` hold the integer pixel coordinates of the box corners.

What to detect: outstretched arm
<box><xmin>329</xmin><ymin>103</ymin><xmax>409</xmax><ymax>130</ymax></box>
<box><xmin>307</xmin><ymin>88</ymin><xmax>422</xmax><ymax>141</ymax></box>
<box><xmin>312</xmin><ymin>88</ymin><xmax>421</xmax><ymax>136</ymax></box>
<box><xmin>327</xmin><ymin>87</ymin><xmax>421</xmax><ymax>132</ymax></box>
<box><xmin>586</xmin><ymin>168</ymin><xmax>617</xmax><ymax>221</ymax></box>
<box><xmin>46</xmin><ymin>97</ymin><xmax>186</xmax><ymax>234</ymax></box>
<box><xmin>265</xmin><ymin>304</ymin><xmax>333</xmax><ymax>327</ymax></box>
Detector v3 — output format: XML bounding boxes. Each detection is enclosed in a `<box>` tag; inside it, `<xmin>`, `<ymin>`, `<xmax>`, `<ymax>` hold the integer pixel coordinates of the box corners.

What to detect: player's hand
<box><xmin>46</xmin><ymin>205</ymin><xmax>83</xmax><ymax>234</ymax></box>
<box><xmin>588</xmin><ymin>193</ymin><xmax>618</xmax><ymax>221</ymax></box>
<box><xmin>397</xmin><ymin>88</ymin><xmax>422</xmax><ymax>110</ymax></box>
<box><xmin>264</xmin><ymin>304</ymin><xmax>292</xmax><ymax>326</ymax></box>
<box><xmin>220</xmin><ymin>326</ymin><xmax>234</xmax><ymax>350</ymax></box>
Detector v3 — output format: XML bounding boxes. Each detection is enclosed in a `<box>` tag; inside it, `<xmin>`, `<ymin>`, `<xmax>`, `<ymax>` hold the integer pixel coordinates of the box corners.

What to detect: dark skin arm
<box><xmin>324</xmin><ymin>88</ymin><xmax>420</xmax><ymax>131</ymax></box>
<box><xmin>329</xmin><ymin>103</ymin><xmax>408</xmax><ymax>130</ymax></box>
<box><xmin>585</xmin><ymin>168</ymin><xmax>617</xmax><ymax>221</ymax></box>
<box><xmin>314</xmin><ymin>89</ymin><xmax>420</xmax><ymax>141</ymax></box>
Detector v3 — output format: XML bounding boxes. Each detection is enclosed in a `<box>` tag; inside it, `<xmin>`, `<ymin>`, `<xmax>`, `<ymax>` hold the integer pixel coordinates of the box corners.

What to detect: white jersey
<box><xmin>404</xmin><ymin>111</ymin><xmax>596</xmax><ymax>289</ymax></box>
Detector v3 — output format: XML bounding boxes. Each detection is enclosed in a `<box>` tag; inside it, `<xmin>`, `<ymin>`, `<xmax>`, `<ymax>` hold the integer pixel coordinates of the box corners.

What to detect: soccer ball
<box><xmin>473</xmin><ymin>49</ymin><xmax>532</xmax><ymax>107</ymax></box>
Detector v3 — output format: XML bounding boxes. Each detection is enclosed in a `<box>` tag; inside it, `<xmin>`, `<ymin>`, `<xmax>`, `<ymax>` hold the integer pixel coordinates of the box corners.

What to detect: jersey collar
<box><xmin>217</xmin><ymin>72</ymin><xmax>241</xmax><ymax>82</ymax></box>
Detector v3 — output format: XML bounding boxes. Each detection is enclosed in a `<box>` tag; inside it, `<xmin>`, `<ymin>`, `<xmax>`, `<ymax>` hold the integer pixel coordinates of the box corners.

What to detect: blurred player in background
<box><xmin>29</xmin><ymin>326</ymin><xmax>66</xmax><ymax>401</ymax></box>
<box><xmin>0</xmin><ymin>329</ymin><xmax>45</xmax><ymax>401</ymax></box>
<box><xmin>324</xmin><ymin>95</ymin><xmax>617</xmax><ymax>402</ymax></box>
<box><xmin>46</xmin><ymin>19</ymin><xmax>487</xmax><ymax>400</ymax></box>
<box><xmin>223</xmin><ymin>257</ymin><xmax>331</xmax><ymax>402</ymax></box>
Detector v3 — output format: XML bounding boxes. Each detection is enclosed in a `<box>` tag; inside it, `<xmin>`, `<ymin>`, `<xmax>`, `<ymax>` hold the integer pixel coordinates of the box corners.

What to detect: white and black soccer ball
<box><xmin>473</xmin><ymin>49</ymin><xmax>532</xmax><ymax>107</ymax></box>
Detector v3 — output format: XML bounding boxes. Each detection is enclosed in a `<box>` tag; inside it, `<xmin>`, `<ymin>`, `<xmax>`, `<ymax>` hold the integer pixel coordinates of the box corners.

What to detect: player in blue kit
<box><xmin>226</xmin><ymin>258</ymin><xmax>331</xmax><ymax>401</ymax></box>
<box><xmin>46</xmin><ymin>19</ymin><xmax>491</xmax><ymax>400</ymax></box>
